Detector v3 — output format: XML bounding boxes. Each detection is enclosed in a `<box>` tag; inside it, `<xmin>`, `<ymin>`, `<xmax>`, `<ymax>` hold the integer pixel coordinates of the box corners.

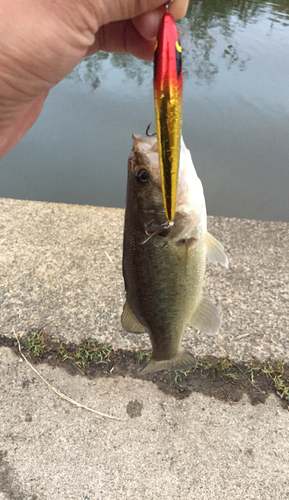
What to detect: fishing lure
<box><xmin>154</xmin><ymin>11</ymin><xmax>183</xmax><ymax>223</ymax></box>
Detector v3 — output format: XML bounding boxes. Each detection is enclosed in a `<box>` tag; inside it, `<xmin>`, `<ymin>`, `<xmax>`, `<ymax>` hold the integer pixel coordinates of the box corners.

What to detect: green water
<box><xmin>0</xmin><ymin>0</ymin><xmax>288</xmax><ymax>221</ymax></box>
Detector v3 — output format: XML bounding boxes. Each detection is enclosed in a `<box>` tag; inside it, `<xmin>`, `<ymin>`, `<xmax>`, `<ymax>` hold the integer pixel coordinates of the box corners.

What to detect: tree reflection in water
<box><xmin>67</xmin><ymin>0</ymin><xmax>288</xmax><ymax>88</ymax></box>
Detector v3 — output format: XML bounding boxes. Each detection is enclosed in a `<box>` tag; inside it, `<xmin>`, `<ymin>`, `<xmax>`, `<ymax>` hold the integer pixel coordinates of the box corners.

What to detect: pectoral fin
<box><xmin>205</xmin><ymin>232</ymin><xmax>229</xmax><ymax>268</ymax></box>
<box><xmin>121</xmin><ymin>300</ymin><xmax>147</xmax><ymax>334</ymax></box>
<box><xmin>189</xmin><ymin>295</ymin><xmax>221</xmax><ymax>335</ymax></box>
<box><xmin>142</xmin><ymin>349</ymin><xmax>197</xmax><ymax>374</ymax></box>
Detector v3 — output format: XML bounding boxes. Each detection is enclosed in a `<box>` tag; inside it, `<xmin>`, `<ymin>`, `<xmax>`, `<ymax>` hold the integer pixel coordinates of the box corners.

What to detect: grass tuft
<box><xmin>261</xmin><ymin>361</ymin><xmax>289</xmax><ymax>401</ymax></box>
<box><xmin>62</xmin><ymin>339</ymin><xmax>111</xmax><ymax>369</ymax></box>
<box><xmin>136</xmin><ymin>350</ymin><xmax>151</xmax><ymax>363</ymax></box>
<box><xmin>197</xmin><ymin>358</ymin><xmax>238</xmax><ymax>380</ymax></box>
<box><xmin>24</xmin><ymin>330</ymin><xmax>46</xmax><ymax>357</ymax></box>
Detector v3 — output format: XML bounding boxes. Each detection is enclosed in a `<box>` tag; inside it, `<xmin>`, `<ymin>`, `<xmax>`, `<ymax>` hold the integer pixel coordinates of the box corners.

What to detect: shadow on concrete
<box><xmin>2</xmin><ymin>333</ymin><xmax>289</xmax><ymax>411</ymax></box>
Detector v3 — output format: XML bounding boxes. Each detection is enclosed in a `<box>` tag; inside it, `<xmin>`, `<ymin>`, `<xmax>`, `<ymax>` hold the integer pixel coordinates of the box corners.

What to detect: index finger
<box><xmin>167</xmin><ymin>0</ymin><xmax>189</xmax><ymax>19</ymax></box>
<box><xmin>132</xmin><ymin>0</ymin><xmax>189</xmax><ymax>41</ymax></box>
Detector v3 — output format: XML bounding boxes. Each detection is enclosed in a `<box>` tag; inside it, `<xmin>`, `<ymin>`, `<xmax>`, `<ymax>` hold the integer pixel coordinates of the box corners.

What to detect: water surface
<box><xmin>0</xmin><ymin>0</ymin><xmax>288</xmax><ymax>221</ymax></box>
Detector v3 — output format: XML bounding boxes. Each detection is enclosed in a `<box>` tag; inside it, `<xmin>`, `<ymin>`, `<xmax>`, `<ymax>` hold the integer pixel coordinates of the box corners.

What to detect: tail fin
<box><xmin>142</xmin><ymin>349</ymin><xmax>197</xmax><ymax>374</ymax></box>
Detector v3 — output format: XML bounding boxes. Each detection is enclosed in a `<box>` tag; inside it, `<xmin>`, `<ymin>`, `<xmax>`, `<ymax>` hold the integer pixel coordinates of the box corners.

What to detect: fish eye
<box><xmin>136</xmin><ymin>168</ymin><xmax>149</xmax><ymax>185</ymax></box>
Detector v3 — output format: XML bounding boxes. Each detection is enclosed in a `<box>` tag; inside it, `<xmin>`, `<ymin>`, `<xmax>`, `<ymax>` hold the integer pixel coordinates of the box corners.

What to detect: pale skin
<box><xmin>0</xmin><ymin>0</ymin><xmax>188</xmax><ymax>159</ymax></box>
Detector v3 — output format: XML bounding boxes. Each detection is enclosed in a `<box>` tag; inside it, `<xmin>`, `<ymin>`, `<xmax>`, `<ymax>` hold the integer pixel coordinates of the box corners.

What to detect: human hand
<box><xmin>0</xmin><ymin>0</ymin><xmax>188</xmax><ymax>158</ymax></box>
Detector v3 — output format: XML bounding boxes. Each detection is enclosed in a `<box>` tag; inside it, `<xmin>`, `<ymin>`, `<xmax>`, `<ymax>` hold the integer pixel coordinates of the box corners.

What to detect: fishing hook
<box><xmin>146</xmin><ymin>122</ymin><xmax>156</xmax><ymax>137</ymax></box>
<box><xmin>144</xmin><ymin>219</ymin><xmax>156</xmax><ymax>236</ymax></box>
<box><xmin>140</xmin><ymin>220</ymin><xmax>174</xmax><ymax>245</ymax></box>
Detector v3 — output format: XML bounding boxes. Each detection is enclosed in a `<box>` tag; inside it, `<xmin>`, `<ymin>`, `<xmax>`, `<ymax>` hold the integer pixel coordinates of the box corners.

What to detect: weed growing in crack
<box><xmin>261</xmin><ymin>361</ymin><xmax>289</xmax><ymax>401</ymax></box>
<box><xmin>62</xmin><ymin>340</ymin><xmax>111</xmax><ymax>369</ymax></box>
<box><xmin>24</xmin><ymin>330</ymin><xmax>46</xmax><ymax>357</ymax></box>
<box><xmin>197</xmin><ymin>359</ymin><xmax>238</xmax><ymax>381</ymax></box>
<box><xmin>136</xmin><ymin>350</ymin><xmax>151</xmax><ymax>363</ymax></box>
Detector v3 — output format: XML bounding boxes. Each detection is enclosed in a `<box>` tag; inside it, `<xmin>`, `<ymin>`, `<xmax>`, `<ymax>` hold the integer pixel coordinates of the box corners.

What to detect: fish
<box><xmin>122</xmin><ymin>134</ymin><xmax>228</xmax><ymax>374</ymax></box>
<box><xmin>153</xmin><ymin>12</ymin><xmax>183</xmax><ymax>223</ymax></box>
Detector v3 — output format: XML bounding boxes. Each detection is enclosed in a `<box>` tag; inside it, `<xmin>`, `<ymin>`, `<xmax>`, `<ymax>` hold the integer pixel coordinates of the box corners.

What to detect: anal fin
<box><xmin>189</xmin><ymin>295</ymin><xmax>221</xmax><ymax>335</ymax></box>
<box><xmin>205</xmin><ymin>232</ymin><xmax>229</xmax><ymax>268</ymax></box>
<box><xmin>121</xmin><ymin>299</ymin><xmax>147</xmax><ymax>334</ymax></box>
<box><xmin>142</xmin><ymin>349</ymin><xmax>197</xmax><ymax>374</ymax></box>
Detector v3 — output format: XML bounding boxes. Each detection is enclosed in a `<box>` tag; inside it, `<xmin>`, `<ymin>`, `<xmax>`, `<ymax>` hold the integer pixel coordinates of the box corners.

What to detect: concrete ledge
<box><xmin>0</xmin><ymin>197</ymin><xmax>288</xmax><ymax>362</ymax></box>
<box><xmin>1</xmin><ymin>198</ymin><xmax>289</xmax><ymax>500</ymax></box>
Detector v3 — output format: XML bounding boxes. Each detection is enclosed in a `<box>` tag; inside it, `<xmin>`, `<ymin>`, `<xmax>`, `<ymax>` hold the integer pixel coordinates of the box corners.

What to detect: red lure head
<box><xmin>154</xmin><ymin>13</ymin><xmax>183</xmax><ymax>88</ymax></box>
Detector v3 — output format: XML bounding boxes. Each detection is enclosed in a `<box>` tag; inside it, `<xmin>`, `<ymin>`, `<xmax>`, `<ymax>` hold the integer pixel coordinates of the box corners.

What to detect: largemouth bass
<box><xmin>122</xmin><ymin>134</ymin><xmax>228</xmax><ymax>374</ymax></box>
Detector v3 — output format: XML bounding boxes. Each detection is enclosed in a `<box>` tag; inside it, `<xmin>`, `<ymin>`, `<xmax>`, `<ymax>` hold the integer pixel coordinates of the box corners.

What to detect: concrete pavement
<box><xmin>0</xmin><ymin>198</ymin><xmax>288</xmax><ymax>499</ymax></box>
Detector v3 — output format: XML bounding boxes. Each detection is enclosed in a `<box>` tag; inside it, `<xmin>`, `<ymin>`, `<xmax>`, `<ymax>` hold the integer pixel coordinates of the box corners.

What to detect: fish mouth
<box><xmin>143</xmin><ymin>209</ymin><xmax>168</xmax><ymax>228</ymax></box>
<box><xmin>141</xmin><ymin>219</ymin><xmax>174</xmax><ymax>245</ymax></box>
